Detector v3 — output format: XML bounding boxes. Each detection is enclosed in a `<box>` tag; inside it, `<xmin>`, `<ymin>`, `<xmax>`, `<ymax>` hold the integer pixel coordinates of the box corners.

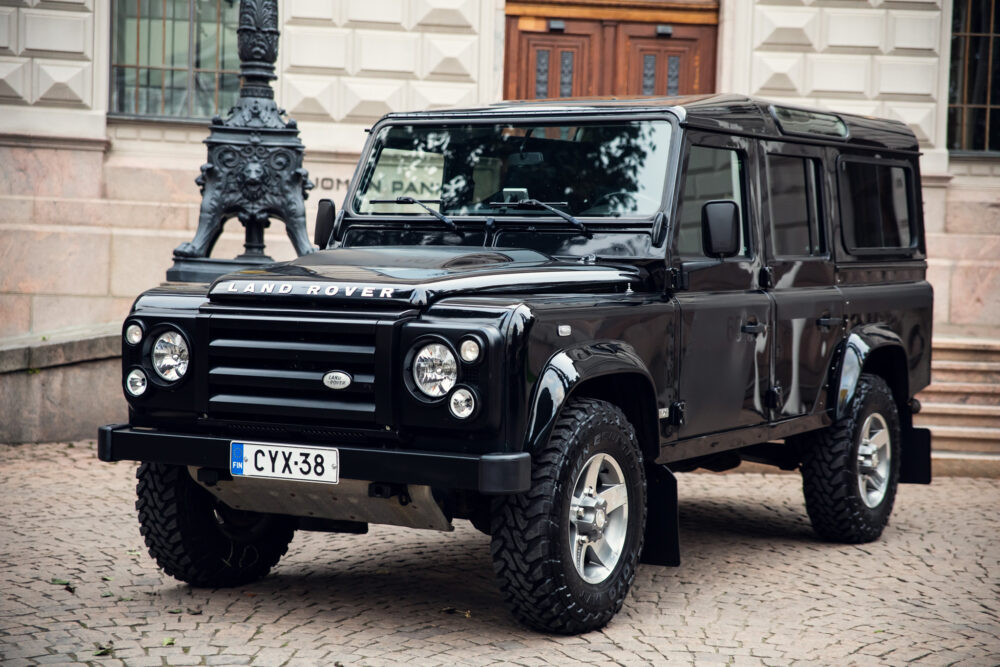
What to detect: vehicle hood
<box><xmin>208</xmin><ymin>246</ymin><xmax>641</xmax><ymax>307</ymax></box>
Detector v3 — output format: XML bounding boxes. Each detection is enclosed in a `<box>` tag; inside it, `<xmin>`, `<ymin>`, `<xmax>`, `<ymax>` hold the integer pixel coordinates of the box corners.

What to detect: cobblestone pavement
<box><xmin>1</xmin><ymin>442</ymin><xmax>998</xmax><ymax>667</ymax></box>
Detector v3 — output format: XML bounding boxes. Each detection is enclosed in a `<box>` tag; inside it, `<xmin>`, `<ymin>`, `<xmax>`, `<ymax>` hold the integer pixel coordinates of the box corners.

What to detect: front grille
<box><xmin>204</xmin><ymin>313</ymin><xmax>386</xmax><ymax>427</ymax></box>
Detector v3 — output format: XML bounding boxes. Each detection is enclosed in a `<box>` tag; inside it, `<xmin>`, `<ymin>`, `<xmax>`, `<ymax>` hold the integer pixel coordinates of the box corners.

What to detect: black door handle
<box><xmin>741</xmin><ymin>321</ymin><xmax>765</xmax><ymax>335</ymax></box>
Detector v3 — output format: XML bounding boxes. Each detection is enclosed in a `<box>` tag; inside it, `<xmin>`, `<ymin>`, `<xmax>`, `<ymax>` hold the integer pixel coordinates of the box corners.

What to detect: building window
<box><xmin>111</xmin><ymin>0</ymin><xmax>240</xmax><ymax>119</ymax></box>
<box><xmin>948</xmin><ymin>0</ymin><xmax>1000</xmax><ymax>152</ymax></box>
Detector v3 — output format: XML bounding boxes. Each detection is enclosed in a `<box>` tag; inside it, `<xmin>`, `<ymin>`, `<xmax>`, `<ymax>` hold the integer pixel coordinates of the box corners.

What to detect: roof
<box><xmin>381</xmin><ymin>94</ymin><xmax>919</xmax><ymax>154</ymax></box>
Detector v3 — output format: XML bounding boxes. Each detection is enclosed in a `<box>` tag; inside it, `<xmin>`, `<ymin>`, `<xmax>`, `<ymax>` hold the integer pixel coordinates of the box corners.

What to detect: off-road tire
<box><xmin>801</xmin><ymin>373</ymin><xmax>901</xmax><ymax>543</ymax></box>
<box><xmin>489</xmin><ymin>398</ymin><xmax>646</xmax><ymax>634</ymax></box>
<box><xmin>136</xmin><ymin>462</ymin><xmax>295</xmax><ymax>587</ymax></box>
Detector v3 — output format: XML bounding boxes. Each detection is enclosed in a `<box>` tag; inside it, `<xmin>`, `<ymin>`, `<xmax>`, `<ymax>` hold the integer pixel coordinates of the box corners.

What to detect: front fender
<box><xmin>832</xmin><ymin>326</ymin><xmax>905</xmax><ymax>420</ymax></box>
<box><xmin>523</xmin><ymin>341</ymin><xmax>657</xmax><ymax>453</ymax></box>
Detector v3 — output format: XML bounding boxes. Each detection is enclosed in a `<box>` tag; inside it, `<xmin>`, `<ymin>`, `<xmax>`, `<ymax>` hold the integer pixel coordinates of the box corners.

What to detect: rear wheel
<box><xmin>800</xmin><ymin>373</ymin><xmax>901</xmax><ymax>543</ymax></box>
<box><xmin>489</xmin><ymin>398</ymin><xmax>646</xmax><ymax>634</ymax></box>
<box><xmin>136</xmin><ymin>462</ymin><xmax>295</xmax><ymax>587</ymax></box>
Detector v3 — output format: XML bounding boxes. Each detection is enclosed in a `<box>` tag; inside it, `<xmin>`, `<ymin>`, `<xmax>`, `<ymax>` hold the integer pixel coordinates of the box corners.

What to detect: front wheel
<box><xmin>136</xmin><ymin>462</ymin><xmax>295</xmax><ymax>587</ymax></box>
<box><xmin>489</xmin><ymin>398</ymin><xmax>646</xmax><ymax>634</ymax></box>
<box><xmin>800</xmin><ymin>373</ymin><xmax>901</xmax><ymax>543</ymax></box>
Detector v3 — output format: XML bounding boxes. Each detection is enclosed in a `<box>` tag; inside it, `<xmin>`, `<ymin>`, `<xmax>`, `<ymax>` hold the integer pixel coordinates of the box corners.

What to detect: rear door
<box><xmin>758</xmin><ymin>142</ymin><xmax>845</xmax><ymax>420</ymax></box>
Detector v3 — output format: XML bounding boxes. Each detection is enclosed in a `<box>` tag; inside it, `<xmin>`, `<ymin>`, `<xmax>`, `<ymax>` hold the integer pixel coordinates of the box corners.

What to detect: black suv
<box><xmin>99</xmin><ymin>95</ymin><xmax>932</xmax><ymax>634</ymax></box>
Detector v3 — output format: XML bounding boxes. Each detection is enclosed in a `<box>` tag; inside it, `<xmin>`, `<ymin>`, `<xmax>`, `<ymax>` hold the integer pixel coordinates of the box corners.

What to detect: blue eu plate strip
<box><xmin>231</xmin><ymin>443</ymin><xmax>244</xmax><ymax>476</ymax></box>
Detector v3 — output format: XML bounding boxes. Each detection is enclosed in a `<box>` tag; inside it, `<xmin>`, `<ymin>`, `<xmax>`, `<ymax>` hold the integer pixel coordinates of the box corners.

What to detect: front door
<box><xmin>672</xmin><ymin>132</ymin><xmax>771</xmax><ymax>438</ymax></box>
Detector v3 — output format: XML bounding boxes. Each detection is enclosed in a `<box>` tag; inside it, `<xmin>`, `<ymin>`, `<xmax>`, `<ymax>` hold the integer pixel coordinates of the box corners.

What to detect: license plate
<box><xmin>230</xmin><ymin>441</ymin><xmax>339</xmax><ymax>484</ymax></box>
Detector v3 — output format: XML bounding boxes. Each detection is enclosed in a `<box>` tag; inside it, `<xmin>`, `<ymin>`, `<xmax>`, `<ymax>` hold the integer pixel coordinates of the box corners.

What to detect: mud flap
<box><xmin>900</xmin><ymin>426</ymin><xmax>932</xmax><ymax>484</ymax></box>
<box><xmin>640</xmin><ymin>464</ymin><xmax>680</xmax><ymax>566</ymax></box>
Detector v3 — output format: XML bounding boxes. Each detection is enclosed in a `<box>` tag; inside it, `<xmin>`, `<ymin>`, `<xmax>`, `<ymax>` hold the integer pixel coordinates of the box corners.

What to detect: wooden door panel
<box><xmin>505</xmin><ymin>13</ymin><xmax>717</xmax><ymax>100</ymax></box>
<box><xmin>617</xmin><ymin>23</ymin><xmax>716</xmax><ymax>96</ymax></box>
<box><xmin>628</xmin><ymin>45</ymin><xmax>693</xmax><ymax>96</ymax></box>
<box><xmin>504</xmin><ymin>17</ymin><xmax>603</xmax><ymax>99</ymax></box>
<box><xmin>525</xmin><ymin>35</ymin><xmax>593</xmax><ymax>98</ymax></box>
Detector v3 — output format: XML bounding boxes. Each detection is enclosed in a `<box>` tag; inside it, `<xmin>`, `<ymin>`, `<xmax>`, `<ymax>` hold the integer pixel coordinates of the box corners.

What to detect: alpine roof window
<box><xmin>771</xmin><ymin>106</ymin><xmax>848</xmax><ymax>139</ymax></box>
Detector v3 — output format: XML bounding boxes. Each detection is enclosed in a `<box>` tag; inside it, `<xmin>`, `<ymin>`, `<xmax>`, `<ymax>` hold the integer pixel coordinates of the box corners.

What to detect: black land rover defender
<box><xmin>99</xmin><ymin>95</ymin><xmax>932</xmax><ymax>634</ymax></box>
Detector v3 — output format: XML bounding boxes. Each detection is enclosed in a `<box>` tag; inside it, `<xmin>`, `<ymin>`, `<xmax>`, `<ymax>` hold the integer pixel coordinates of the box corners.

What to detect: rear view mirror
<box><xmin>701</xmin><ymin>200</ymin><xmax>740</xmax><ymax>258</ymax></box>
<box><xmin>314</xmin><ymin>199</ymin><xmax>335</xmax><ymax>249</ymax></box>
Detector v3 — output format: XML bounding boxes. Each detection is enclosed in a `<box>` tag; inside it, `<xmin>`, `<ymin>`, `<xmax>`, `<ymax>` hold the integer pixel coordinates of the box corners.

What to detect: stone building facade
<box><xmin>0</xmin><ymin>0</ymin><xmax>506</xmax><ymax>337</ymax></box>
<box><xmin>0</xmin><ymin>0</ymin><xmax>998</xmax><ymax>449</ymax></box>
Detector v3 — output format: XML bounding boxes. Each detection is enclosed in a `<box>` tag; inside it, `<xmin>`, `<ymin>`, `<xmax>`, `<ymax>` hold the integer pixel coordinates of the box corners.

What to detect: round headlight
<box><xmin>449</xmin><ymin>388</ymin><xmax>476</xmax><ymax>419</ymax></box>
<box><xmin>412</xmin><ymin>343</ymin><xmax>457</xmax><ymax>398</ymax></box>
<box><xmin>152</xmin><ymin>330</ymin><xmax>189</xmax><ymax>381</ymax></box>
<box><xmin>125</xmin><ymin>323</ymin><xmax>143</xmax><ymax>345</ymax></box>
<box><xmin>459</xmin><ymin>338</ymin><xmax>481</xmax><ymax>363</ymax></box>
<box><xmin>126</xmin><ymin>369</ymin><xmax>148</xmax><ymax>396</ymax></box>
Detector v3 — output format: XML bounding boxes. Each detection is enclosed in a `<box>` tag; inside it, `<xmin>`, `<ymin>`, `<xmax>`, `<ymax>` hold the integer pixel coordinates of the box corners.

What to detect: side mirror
<box><xmin>701</xmin><ymin>200</ymin><xmax>740</xmax><ymax>258</ymax></box>
<box><xmin>314</xmin><ymin>199</ymin><xmax>335</xmax><ymax>249</ymax></box>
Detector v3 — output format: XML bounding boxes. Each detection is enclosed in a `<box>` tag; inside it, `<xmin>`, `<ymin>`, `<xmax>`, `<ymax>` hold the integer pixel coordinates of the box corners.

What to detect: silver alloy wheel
<box><xmin>568</xmin><ymin>453</ymin><xmax>629</xmax><ymax>584</ymax></box>
<box><xmin>857</xmin><ymin>412</ymin><xmax>892</xmax><ymax>508</ymax></box>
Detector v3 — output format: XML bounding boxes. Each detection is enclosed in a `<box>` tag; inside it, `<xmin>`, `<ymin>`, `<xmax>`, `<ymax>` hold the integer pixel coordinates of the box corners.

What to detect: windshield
<box><xmin>352</xmin><ymin>119</ymin><xmax>673</xmax><ymax>218</ymax></box>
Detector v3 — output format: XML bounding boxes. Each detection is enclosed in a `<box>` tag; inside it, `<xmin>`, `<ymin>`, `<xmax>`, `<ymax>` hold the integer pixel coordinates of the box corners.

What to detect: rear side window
<box><xmin>838</xmin><ymin>160</ymin><xmax>913</xmax><ymax>252</ymax></box>
<box><xmin>767</xmin><ymin>154</ymin><xmax>824</xmax><ymax>258</ymax></box>
<box><xmin>677</xmin><ymin>145</ymin><xmax>749</xmax><ymax>257</ymax></box>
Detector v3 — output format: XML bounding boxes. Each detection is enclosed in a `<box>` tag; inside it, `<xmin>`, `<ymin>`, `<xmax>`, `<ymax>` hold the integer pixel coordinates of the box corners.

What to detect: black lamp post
<box><xmin>167</xmin><ymin>0</ymin><xmax>314</xmax><ymax>283</ymax></box>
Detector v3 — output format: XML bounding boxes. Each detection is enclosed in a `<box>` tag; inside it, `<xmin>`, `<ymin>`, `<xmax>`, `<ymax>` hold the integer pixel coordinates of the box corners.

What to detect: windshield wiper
<box><xmin>488</xmin><ymin>199</ymin><xmax>592</xmax><ymax>238</ymax></box>
<box><xmin>369</xmin><ymin>196</ymin><xmax>457</xmax><ymax>231</ymax></box>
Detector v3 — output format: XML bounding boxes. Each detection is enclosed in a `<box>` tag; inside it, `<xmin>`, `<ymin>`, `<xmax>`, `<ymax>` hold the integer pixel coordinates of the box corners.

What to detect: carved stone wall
<box><xmin>718</xmin><ymin>0</ymin><xmax>1000</xmax><ymax>335</ymax></box>
<box><xmin>0</xmin><ymin>0</ymin><xmax>503</xmax><ymax>339</ymax></box>
<box><xmin>718</xmin><ymin>0</ymin><xmax>948</xmax><ymax>173</ymax></box>
<box><xmin>0</xmin><ymin>0</ymin><xmax>108</xmax><ymax>139</ymax></box>
<box><xmin>278</xmin><ymin>0</ymin><xmax>504</xmax><ymax>154</ymax></box>
<box><xmin>1</xmin><ymin>0</ymin><xmax>997</xmax><ymax>340</ymax></box>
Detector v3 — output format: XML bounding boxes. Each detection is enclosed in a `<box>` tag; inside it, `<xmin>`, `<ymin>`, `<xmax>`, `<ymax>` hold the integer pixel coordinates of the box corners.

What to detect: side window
<box><xmin>838</xmin><ymin>161</ymin><xmax>913</xmax><ymax>251</ymax></box>
<box><xmin>677</xmin><ymin>145</ymin><xmax>748</xmax><ymax>257</ymax></box>
<box><xmin>767</xmin><ymin>154</ymin><xmax>825</xmax><ymax>258</ymax></box>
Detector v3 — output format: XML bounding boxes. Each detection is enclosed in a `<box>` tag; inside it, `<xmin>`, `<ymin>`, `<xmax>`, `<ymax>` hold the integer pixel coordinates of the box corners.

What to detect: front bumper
<box><xmin>97</xmin><ymin>424</ymin><xmax>531</xmax><ymax>494</ymax></box>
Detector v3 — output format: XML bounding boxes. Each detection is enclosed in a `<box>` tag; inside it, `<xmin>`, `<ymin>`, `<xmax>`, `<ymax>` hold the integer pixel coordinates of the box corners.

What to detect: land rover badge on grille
<box><xmin>322</xmin><ymin>371</ymin><xmax>352</xmax><ymax>390</ymax></box>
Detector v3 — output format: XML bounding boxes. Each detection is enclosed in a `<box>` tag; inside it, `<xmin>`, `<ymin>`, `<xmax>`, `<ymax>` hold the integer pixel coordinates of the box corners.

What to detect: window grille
<box><xmin>949</xmin><ymin>0</ymin><xmax>1000</xmax><ymax>152</ymax></box>
<box><xmin>111</xmin><ymin>0</ymin><xmax>239</xmax><ymax>119</ymax></box>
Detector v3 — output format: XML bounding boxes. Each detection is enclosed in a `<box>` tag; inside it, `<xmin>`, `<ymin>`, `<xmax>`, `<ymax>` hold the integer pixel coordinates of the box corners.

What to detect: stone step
<box><xmin>915</xmin><ymin>403</ymin><xmax>1000</xmax><ymax>429</ymax></box>
<box><xmin>916</xmin><ymin>382</ymin><xmax>1000</xmax><ymax>406</ymax></box>
<box><xmin>928</xmin><ymin>451</ymin><xmax>1000</xmax><ymax>478</ymax></box>
<box><xmin>923</xmin><ymin>426</ymin><xmax>1000</xmax><ymax>455</ymax></box>
<box><xmin>931</xmin><ymin>359</ymin><xmax>1000</xmax><ymax>384</ymax></box>
<box><xmin>932</xmin><ymin>336</ymin><xmax>1000</xmax><ymax>363</ymax></box>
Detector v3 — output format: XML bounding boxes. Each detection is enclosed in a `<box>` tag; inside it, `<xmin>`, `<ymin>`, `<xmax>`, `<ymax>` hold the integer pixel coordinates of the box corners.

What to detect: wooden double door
<box><xmin>504</xmin><ymin>7</ymin><xmax>717</xmax><ymax>100</ymax></box>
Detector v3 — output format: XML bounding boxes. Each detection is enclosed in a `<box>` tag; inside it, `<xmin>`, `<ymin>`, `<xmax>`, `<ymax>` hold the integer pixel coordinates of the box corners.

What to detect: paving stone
<box><xmin>1</xmin><ymin>442</ymin><xmax>999</xmax><ymax>666</ymax></box>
